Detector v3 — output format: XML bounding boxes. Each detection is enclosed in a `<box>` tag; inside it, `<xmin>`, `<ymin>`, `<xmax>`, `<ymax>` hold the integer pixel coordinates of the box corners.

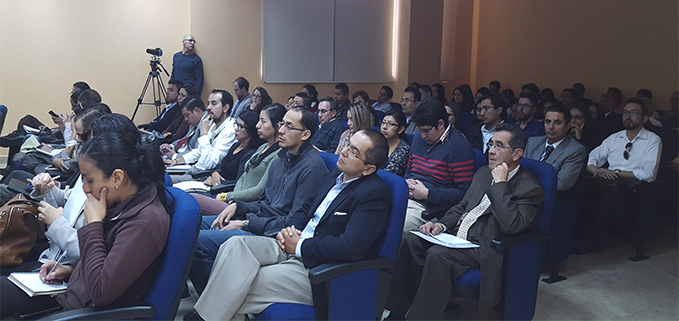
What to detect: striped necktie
<box><xmin>541</xmin><ymin>145</ymin><xmax>554</xmax><ymax>162</ymax></box>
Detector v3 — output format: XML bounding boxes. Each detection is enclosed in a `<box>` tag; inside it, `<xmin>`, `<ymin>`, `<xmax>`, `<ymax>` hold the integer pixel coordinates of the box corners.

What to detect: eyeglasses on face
<box><xmin>277</xmin><ymin>121</ymin><xmax>306</xmax><ymax>132</ymax></box>
<box><xmin>318</xmin><ymin>109</ymin><xmax>332</xmax><ymax>114</ymax></box>
<box><xmin>234</xmin><ymin>122</ymin><xmax>246</xmax><ymax>131</ymax></box>
<box><xmin>623</xmin><ymin>142</ymin><xmax>632</xmax><ymax>160</ymax></box>
<box><xmin>417</xmin><ymin>125</ymin><xmax>437</xmax><ymax>134</ymax></box>
<box><xmin>380</xmin><ymin>120</ymin><xmax>398</xmax><ymax>128</ymax></box>
<box><xmin>515</xmin><ymin>103</ymin><xmax>534</xmax><ymax>109</ymax></box>
<box><xmin>622</xmin><ymin>110</ymin><xmax>641</xmax><ymax>116</ymax></box>
<box><xmin>486</xmin><ymin>141</ymin><xmax>513</xmax><ymax>152</ymax></box>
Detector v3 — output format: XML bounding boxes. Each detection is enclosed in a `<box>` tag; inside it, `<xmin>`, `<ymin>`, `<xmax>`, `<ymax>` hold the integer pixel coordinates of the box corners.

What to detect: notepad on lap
<box><xmin>410</xmin><ymin>231</ymin><xmax>479</xmax><ymax>249</ymax></box>
<box><xmin>173</xmin><ymin>181</ymin><xmax>210</xmax><ymax>193</ymax></box>
<box><xmin>8</xmin><ymin>272</ymin><xmax>67</xmax><ymax>297</ymax></box>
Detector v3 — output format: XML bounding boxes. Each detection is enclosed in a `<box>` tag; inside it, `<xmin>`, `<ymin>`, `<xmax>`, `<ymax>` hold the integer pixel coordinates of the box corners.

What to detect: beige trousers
<box><xmin>403</xmin><ymin>199</ymin><xmax>428</xmax><ymax>231</ymax></box>
<box><xmin>194</xmin><ymin>236</ymin><xmax>313</xmax><ymax>321</ymax></box>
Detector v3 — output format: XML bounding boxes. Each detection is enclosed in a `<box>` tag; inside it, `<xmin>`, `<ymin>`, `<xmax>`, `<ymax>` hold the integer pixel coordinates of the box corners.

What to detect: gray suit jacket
<box><xmin>524</xmin><ymin>135</ymin><xmax>586</xmax><ymax>191</ymax></box>
<box><xmin>438</xmin><ymin>166</ymin><xmax>544</xmax><ymax>315</ymax></box>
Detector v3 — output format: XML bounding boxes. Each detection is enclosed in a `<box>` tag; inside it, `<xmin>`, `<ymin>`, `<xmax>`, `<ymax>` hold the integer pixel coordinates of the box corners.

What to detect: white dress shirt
<box><xmin>588</xmin><ymin>128</ymin><xmax>662</xmax><ymax>182</ymax></box>
<box><xmin>182</xmin><ymin>117</ymin><xmax>237</xmax><ymax>170</ymax></box>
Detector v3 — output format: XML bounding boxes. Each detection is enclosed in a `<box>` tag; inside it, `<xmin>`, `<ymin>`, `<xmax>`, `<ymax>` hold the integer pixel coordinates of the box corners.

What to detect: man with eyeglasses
<box><xmin>402</xmin><ymin>97</ymin><xmax>475</xmax><ymax>231</ymax></box>
<box><xmin>574</xmin><ymin>98</ymin><xmax>662</xmax><ymax>254</ymax></box>
<box><xmin>401</xmin><ymin>86</ymin><xmax>421</xmax><ymax>135</ymax></box>
<box><xmin>171</xmin><ymin>34</ymin><xmax>204</xmax><ymax>95</ymax></box>
<box><xmin>524</xmin><ymin>104</ymin><xmax>586</xmax><ymax>191</ymax></box>
<box><xmin>185</xmin><ymin>129</ymin><xmax>390</xmax><ymax>321</ymax></box>
<box><xmin>187</xmin><ymin>106</ymin><xmax>327</xmax><ymax>295</ymax></box>
<box><xmin>387</xmin><ymin>123</ymin><xmax>543</xmax><ymax>320</ymax></box>
<box><xmin>310</xmin><ymin>97</ymin><xmax>345</xmax><ymax>152</ymax></box>
<box><xmin>513</xmin><ymin>92</ymin><xmax>545</xmax><ymax>137</ymax></box>
<box><xmin>167</xmin><ymin>89</ymin><xmax>237</xmax><ymax>182</ymax></box>
<box><xmin>467</xmin><ymin>93</ymin><xmax>506</xmax><ymax>152</ymax></box>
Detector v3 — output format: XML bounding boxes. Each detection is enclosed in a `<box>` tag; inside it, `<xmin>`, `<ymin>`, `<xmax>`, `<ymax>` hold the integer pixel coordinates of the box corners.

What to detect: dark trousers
<box><xmin>1</xmin><ymin>267</ymin><xmax>62</xmax><ymax>317</ymax></box>
<box><xmin>387</xmin><ymin>232</ymin><xmax>481</xmax><ymax>320</ymax></box>
<box><xmin>586</xmin><ymin>182</ymin><xmax>659</xmax><ymax>246</ymax></box>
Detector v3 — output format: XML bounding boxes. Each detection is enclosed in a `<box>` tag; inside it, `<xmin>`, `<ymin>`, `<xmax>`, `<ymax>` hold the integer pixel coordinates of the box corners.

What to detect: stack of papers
<box><xmin>410</xmin><ymin>231</ymin><xmax>479</xmax><ymax>248</ymax></box>
<box><xmin>173</xmin><ymin>181</ymin><xmax>210</xmax><ymax>193</ymax></box>
<box><xmin>8</xmin><ymin>272</ymin><xmax>67</xmax><ymax>297</ymax></box>
<box><xmin>165</xmin><ymin>164</ymin><xmax>191</xmax><ymax>174</ymax></box>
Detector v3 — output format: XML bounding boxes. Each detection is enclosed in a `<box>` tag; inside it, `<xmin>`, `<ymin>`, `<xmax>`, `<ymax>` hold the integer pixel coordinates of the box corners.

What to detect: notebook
<box><xmin>410</xmin><ymin>231</ymin><xmax>479</xmax><ymax>249</ymax></box>
<box><xmin>8</xmin><ymin>272</ymin><xmax>67</xmax><ymax>297</ymax></box>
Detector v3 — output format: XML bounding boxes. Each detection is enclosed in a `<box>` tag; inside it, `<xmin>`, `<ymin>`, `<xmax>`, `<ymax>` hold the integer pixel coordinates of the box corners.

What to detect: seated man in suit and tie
<box><xmin>386</xmin><ymin>123</ymin><xmax>544</xmax><ymax>320</ymax></box>
<box><xmin>184</xmin><ymin>129</ymin><xmax>392</xmax><ymax>321</ymax></box>
<box><xmin>524</xmin><ymin>104</ymin><xmax>587</xmax><ymax>191</ymax></box>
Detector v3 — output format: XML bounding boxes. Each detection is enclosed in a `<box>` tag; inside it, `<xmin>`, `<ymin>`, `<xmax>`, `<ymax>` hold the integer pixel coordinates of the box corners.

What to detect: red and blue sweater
<box><xmin>405</xmin><ymin>126</ymin><xmax>475</xmax><ymax>217</ymax></box>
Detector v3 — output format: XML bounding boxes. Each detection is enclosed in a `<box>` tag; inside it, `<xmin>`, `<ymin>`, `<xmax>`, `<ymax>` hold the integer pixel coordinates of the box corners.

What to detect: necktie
<box><xmin>541</xmin><ymin>145</ymin><xmax>554</xmax><ymax>162</ymax></box>
<box><xmin>456</xmin><ymin>194</ymin><xmax>491</xmax><ymax>240</ymax></box>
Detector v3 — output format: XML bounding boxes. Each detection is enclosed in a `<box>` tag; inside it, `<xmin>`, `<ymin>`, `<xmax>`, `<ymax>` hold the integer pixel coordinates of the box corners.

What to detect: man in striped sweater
<box><xmin>403</xmin><ymin>97</ymin><xmax>476</xmax><ymax>231</ymax></box>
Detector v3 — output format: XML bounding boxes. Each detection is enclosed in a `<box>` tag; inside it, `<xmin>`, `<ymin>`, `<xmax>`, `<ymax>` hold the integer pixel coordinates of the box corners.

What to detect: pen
<box><xmin>48</xmin><ymin>249</ymin><xmax>69</xmax><ymax>275</ymax></box>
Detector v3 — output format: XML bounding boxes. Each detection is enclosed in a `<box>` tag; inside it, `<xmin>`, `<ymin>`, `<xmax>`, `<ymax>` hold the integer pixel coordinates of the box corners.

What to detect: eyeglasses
<box><xmin>400</xmin><ymin>98</ymin><xmax>414</xmax><ymax>104</ymax></box>
<box><xmin>252</xmin><ymin>94</ymin><xmax>262</xmax><ymax>99</ymax></box>
<box><xmin>418</xmin><ymin>125</ymin><xmax>437</xmax><ymax>134</ymax></box>
<box><xmin>486</xmin><ymin>141</ymin><xmax>513</xmax><ymax>152</ymax></box>
<box><xmin>623</xmin><ymin>142</ymin><xmax>632</xmax><ymax>160</ymax></box>
<box><xmin>475</xmin><ymin>106</ymin><xmax>497</xmax><ymax>114</ymax></box>
<box><xmin>343</xmin><ymin>146</ymin><xmax>372</xmax><ymax>165</ymax></box>
<box><xmin>380</xmin><ymin>120</ymin><xmax>399</xmax><ymax>128</ymax></box>
<box><xmin>515</xmin><ymin>103</ymin><xmax>534</xmax><ymax>109</ymax></box>
<box><xmin>622</xmin><ymin>110</ymin><xmax>641</xmax><ymax>116</ymax></box>
<box><xmin>277</xmin><ymin>121</ymin><xmax>306</xmax><ymax>132</ymax></box>
<box><xmin>318</xmin><ymin>109</ymin><xmax>332</xmax><ymax>114</ymax></box>
<box><xmin>234</xmin><ymin>123</ymin><xmax>246</xmax><ymax>131</ymax></box>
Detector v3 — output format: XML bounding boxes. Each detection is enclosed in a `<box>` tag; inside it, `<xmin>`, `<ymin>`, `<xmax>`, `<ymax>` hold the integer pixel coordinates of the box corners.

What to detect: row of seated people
<box><xmin>0</xmin><ymin>77</ymin><xmax>672</xmax><ymax>319</ymax></box>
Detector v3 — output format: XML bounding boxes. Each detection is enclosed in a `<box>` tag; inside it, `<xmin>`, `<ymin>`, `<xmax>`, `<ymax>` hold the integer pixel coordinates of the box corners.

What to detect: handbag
<box><xmin>0</xmin><ymin>194</ymin><xmax>46</xmax><ymax>266</ymax></box>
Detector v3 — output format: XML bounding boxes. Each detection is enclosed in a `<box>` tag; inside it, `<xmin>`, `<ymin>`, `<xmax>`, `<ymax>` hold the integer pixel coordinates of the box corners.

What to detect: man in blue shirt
<box><xmin>171</xmin><ymin>35</ymin><xmax>204</xmax><ymax>95</ymax></box>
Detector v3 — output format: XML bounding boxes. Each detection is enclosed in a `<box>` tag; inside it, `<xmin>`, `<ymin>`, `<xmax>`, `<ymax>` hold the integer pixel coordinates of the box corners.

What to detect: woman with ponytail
<box><xmin>0</xmin><ymin>129</ymin><xmax>172</xmax><ymax>316</ymax></box>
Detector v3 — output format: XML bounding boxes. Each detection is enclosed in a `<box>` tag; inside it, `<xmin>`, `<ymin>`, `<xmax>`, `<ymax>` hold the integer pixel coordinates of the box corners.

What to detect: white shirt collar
<box><xmin>545</xmin><ymin>137</ymin><xmax>565</xmax><ymax>150</ymax></box>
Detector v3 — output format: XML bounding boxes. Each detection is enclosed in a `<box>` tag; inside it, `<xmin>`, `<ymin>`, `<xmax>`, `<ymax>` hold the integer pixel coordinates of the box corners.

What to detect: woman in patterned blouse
<box><xmin>380</xmin><ymin>110</ymin><xmax>410</xmax><ymax>177</ymax></box>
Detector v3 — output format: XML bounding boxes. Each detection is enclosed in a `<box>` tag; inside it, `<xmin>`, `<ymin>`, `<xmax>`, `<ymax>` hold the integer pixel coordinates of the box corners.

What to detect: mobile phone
<box><xmin>48</xmin><ymin>110</ymin><xmax>58</xmax><ymax>117</ymax></box>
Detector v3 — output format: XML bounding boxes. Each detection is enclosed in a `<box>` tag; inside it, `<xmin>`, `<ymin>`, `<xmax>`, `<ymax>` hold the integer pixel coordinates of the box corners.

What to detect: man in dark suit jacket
<box><xmin>524</xmin><ymin>105</ymin><xmax>587</xmax><ymax>191</ymax></box>
<box><xmin>187</xmin><ymin>129</ymin><xmax>392</xmax><ymax>321</ymax></box>
<box><xmin>387</xmin><ymin>123</ymin><xmax>544</xmax><ymax>320</ymax></box>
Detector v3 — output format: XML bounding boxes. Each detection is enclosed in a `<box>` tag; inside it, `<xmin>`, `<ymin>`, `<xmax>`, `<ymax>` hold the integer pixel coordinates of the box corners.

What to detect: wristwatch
<box><xmin>614</xmin><ymin>169</ymin><xmax>620</xmax><ymax>175</ymax></box>
<box><xmin>241</xmin><ymin>220</ymin><xmax>249</xmax><ymax>229</ymax></box>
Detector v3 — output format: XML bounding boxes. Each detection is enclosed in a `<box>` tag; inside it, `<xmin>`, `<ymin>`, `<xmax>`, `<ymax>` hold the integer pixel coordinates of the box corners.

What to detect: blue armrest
<box><xmin>38</xmin><ymin>305</ymin><xmax>155</xmax><ymax>321</ymax></box>
<box><xmin>309</xmin><ymin>257</ymin><xmax>393</xmax><ymax>284</ymax></box>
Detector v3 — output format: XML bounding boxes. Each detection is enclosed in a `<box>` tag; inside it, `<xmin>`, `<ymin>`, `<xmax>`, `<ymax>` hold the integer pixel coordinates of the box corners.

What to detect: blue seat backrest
<box><xmin>318</xmin><ymin>151</ymin><xmax>339</xmax><ymax>171</ymax></box>
<box><xmin>519</xmin><ymin>158</ymin><xmax>557</xmax><ymax>232</ymax></box>
<box><xmin>473</xmin><ymin>149</ymin><xmax>487</xmax><ymax>171</ymax></box>
<box><xmin>164</xmin><ymin>172</ymin><xmax>172</xmax><ymax>186</ymax></box>
<box><xmin>373</xmin><ymin>110</ymin><xmax>386</xmax><ymax>127</ymax></box>
<box><xmin>340</xmin><ymin>121</ymin><xmax>349</xmax><ymax>130</ymax></box>
<box><xmin>143</xmin><ymin>187</ymin><xmax>200</xmax><ymax>320</ymax></box>
<box><xmin>405</xmin><ymin>134</ymin><xmax>414</xmax><ymax>146</ymax></box>
<box><xmin>0</xmin><ymin>105</ymin><xmax>7</xmax><ymax>134</ymax></box>
<box><xmin>389</xmin><ymin>102</ymin><xmax>403</xmax><ymax>114</ymax></box>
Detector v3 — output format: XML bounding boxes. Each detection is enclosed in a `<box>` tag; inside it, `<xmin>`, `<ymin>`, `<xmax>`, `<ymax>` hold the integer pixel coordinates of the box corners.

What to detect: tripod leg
<box><xmin>132</xmin><ymin>72</ymin><xmax>154</xmax><ymax>121</ymax></box>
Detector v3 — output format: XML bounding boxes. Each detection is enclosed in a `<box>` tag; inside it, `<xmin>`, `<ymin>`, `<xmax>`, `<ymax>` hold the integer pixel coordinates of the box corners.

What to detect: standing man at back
<box><xmin>403</xmin><ymin>97</ymin><xmax>475</xmax><ymax>231</ymax></box>
<box><xmin>171</xmin><ymin>35</ymin><xmax>204</xmax><ymax>95</ymax></box>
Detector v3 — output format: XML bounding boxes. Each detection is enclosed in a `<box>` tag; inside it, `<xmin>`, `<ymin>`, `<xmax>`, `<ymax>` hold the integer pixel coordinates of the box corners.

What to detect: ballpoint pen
<box><xmin>48</xmin><ymin>249</ymin><xmax>69</xmax><ymax>275</ymax></box>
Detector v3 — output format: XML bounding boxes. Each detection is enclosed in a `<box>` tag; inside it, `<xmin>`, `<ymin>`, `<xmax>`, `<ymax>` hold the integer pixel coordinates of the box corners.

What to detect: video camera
<box><xmin>146</xmin><ymin>47</ymin><xmax>163</xmax><ymax>56</ymax></box>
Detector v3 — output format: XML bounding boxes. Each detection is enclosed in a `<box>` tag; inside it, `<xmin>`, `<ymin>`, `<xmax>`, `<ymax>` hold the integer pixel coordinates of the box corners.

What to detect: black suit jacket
<box><xmin>288</xmin><ymin>168</ymin><xmax>392</xmax><ymax>268</ymax></box>
<box><xmin>438</xmin><ymin>166</ymin><xmax>543</xmax><ymax>314</ymax></box>
<box><xmin>601</xmin><ymin>111</ymin><xmax>624</xmax><ymax>138</ymax></box>
<box><xmin>466</xmin><ymin>123</ymin><xmax>485</xmax><ymax>151</ymax></box>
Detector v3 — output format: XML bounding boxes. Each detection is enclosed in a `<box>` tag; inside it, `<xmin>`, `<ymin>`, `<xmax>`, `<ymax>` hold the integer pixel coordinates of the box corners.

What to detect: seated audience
<box><xmin>514</xmin><ymin>92</ymin><xmax>546</xmax><ymax>137</ymax></box>
<box><xmin>139</xmin><ymin>80</ymin><xmax>183</xmax><ymax>132</ymax></box>
<box><xmin>0</xmin><ymin>130</ymin><xmax>171</xmax><ymax>317</ymax></box>
<box><xmin>302</xmin><ymin>84</ymin><xmax>319</xmax><ymax>111</ymax></box>
<box><xmin>432</xmin><ymin>83</ymin><xmax>447</xmax><ymax>104</ymax></box>
<box><xmin>419</xmin><ymin>84</ymin><xmax>432</xmax><ymax>99</ymax></box>
<box><xmin>246</xmin><ymin>87</ymin><xmax>272</xmax><ymax>114</ymax></box>
<box><xmin>191</xmin><ymin>104</ymin><xmax>285</xmax><ymax>206</ymax></box>
<box><xmin>661</xmin><ymin>90</ymin><xmax>678</xmax><ymax>128</ymax></box>
<box><xmin>452</xmin><ymin>84</ymin><xmax>476</xmax><ymax>114</ymax></box>
<box><xmin>401</xmin><ymin>86</ymin><xmax>421</xmax><ymax>135</ymax></box>
<box><xmin>569</xmin><ymin>103</ymin><xmax>603</xmax><ymax>153</ymax></box>
<box><xmin>160</xmin><ymin>96</ymin><xmax>208</xmax><ymax>160</ymax></box>
<box><xmin>232</xmin><ymin>77</ymin><xmax>252</xmax><ymax>118</ymax></box>
<box><xmin>444</xmin><ymin>103</ymin><xmax>457</xmax><ymax>128</ymax></box>
<box><xmin>403</xmin><ymin>97</ymin><xmax>475</xmax><ymax>231</ymax></box>
<box><xmin>184</xmin><ymin>129</ymin><xmax>391</xmax><ymax>321</ymax></box>
<box><xmin>167</xmin><ymin>89</ymin><xmax>237</xmax><ymax>181</ymax></box>
<box><xmin>524</xmin><ymin>105</ymin><xmax>587</xmax><ymax>191</ymax></box>
<box><xmin>310</xmin><ymin>97</ymin><xmax>345</xmax><ymax>152</ymax></box>
<box><xmin>522</xmin><ymin>83</ymin><xmax>540</xmax><ymax>95</ymax></box>
<box><xmin>560</xmin><ymin>88</ymin><xmax>576</xmax><ymax>109</ymax></box>
<box><xmin>475</xmin><ymin>87</ymin><xmax>490</xmax><ymax>104</ymax></box>
<box><xmin>489</xmin><ymin>80</ymin><xmax>501</xmax><ymax>94</ymax></box>
<box><xmin>380</xmin><ymin>110</ymin><xmax>410</xmax><ymax>177</ymax></box>
<box><xmin>600</xmin><ymin>88</ymin><xmax>625</xmax><ymax>137</ymax></box>
<box><xmin>158</xmin><ymin>84</ymin><xmax>195</xmax><ymax>142</ymax></box>
<box><xmin>284</xmin><ymin>96</ymin><xmax>295</xmax><ymax>111</ymax></box>
<box><xmin>293</xmin><ymin>92</ymin><xmax>312</xmax><ymax>109</ymax></box>
<box><xmin>334</xmin><ymin>82</ymin><xmax>351</xmax><ymax>120</ymax></box>
<box><xmin>386</xmin><ymin>123</ymin><xmax>544</xmax><ymax>320</ymax></box>
<box><xmin>335</xmin><ymin>102</ymin><xmax>374</xmax><ymax>154</ymax></box>
<box><xmin>352</xmin><ymin>90</ymin><xmax>370</xmax><ymax>105</ymax></box>
<box><xmin>188</xmin><ymin>107</ymin><xmax>328</xmax><ymax>294</ymax></box>
<box><xmin>467</xmin><ymin>93</ymin><xmax>506</xmax><ymax>152</ymax></box>
<box><xmin>202</xmin><ymin>110</ymin><xmax>264</xmax><ymax>186</ymax></box>
<box><xmin>373</xmin><ymin>85</ymin><xmax>394</xmax><ymax>113</ymax></box>
<box><xmin>575</xmin><ymin>99</ymin><xmax>662</xmax><ymax>254</ymax></box>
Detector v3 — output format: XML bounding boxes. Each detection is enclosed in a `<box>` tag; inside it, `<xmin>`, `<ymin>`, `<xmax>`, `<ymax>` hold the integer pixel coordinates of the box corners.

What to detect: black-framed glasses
<box><xmin>277</xmin><ymin>121</ymin><xmax>306</xmax><ymax>132</ymax></box>
<box><xmin>623</xmin><ymin>142</ymin><xmax>632</xmax><ymax>160</ymax></box>
<box><xmin>234</xmin><ymin>122</ymin><xmax>246</xmax><ymax>131</ymax></box>
<box><xmin>342</xmin><ymin>146</ymin><xmax>373</xmax><ymax>165</ymax></box>
<box><xmin>380</xmin><ymin>120</ymin><xmax>399</xmax><ymax>128</ymax></box>
<box><xmin>622</xmin><ymin>110</ymin><xmax>641</xmax><ymax>116</ymax></box>
<box><xmin>418</xmin><ymin>125</ymin><xmax>437</xmax><ymax>134</ymax></box>
<box><xmin>515</xmin><ymin>103</ymin><xmax>534</xmax><ymax>109</ymax></box>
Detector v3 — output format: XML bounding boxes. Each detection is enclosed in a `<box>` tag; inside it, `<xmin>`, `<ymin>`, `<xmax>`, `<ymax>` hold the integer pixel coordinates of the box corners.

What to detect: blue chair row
<box><xmin>39</xmin><ymin>187</ymin><xmax>201</xmax><ymax>320</ymax></box>
<box><xmin>255</xmin><ymin>152</ymin><xmax>409</xmax><ymax>320</ymax></box>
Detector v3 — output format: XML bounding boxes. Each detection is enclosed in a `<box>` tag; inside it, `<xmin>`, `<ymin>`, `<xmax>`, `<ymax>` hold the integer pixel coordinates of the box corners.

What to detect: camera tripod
<box><xmin>131</xmin><ymin>57</ymin><xmax>170</xmax><ymax>121</ymax></box>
